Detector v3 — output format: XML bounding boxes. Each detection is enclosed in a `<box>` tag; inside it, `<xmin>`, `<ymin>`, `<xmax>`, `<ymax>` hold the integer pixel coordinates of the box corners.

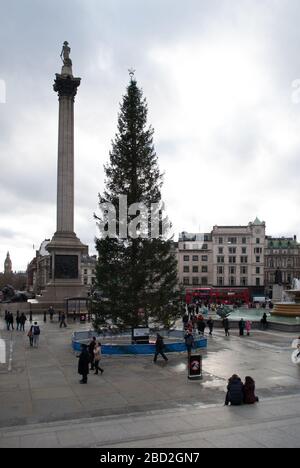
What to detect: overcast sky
<box><xmin>1</xmin><ymin>0</ymin><xmax>300</xmax><ymax>271</ymax></box>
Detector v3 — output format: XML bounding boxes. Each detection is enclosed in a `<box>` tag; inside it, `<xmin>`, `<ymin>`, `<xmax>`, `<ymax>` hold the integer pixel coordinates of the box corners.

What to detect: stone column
<box><xmin>54</xmin><ymin>74</ymin><xmax>81</xmax><ymax>234</ymax></box>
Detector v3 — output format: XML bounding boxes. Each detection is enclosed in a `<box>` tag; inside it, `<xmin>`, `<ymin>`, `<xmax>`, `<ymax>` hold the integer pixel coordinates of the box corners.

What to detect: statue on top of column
<box><xmin>60</xmin><ymin>41</ymin><xmax>73</xmax><ymax>76</ymax></box>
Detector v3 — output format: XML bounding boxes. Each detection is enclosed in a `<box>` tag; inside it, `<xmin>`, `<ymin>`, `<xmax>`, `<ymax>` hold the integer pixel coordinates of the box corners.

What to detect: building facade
<box><xmin>265</xmin><ymin>236</ymin><xmax>300</xmax><ymax>297</ymax></box>
<box><xmin>27</xmin><ymin>240</ymin><xmax>97</xmax><ymax>294</ymax></box>
<box><xmin>177</xmin><ymin>232</ymin><xmax>213</xmax><ymax>287</ymax></box>
<box><xmin>212</xmin><ymin>218</ymin><xmax>266</xmax><ymax>295</ymax></box>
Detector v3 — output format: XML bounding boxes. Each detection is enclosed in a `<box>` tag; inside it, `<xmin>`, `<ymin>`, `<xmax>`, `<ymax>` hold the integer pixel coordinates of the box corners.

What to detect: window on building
<box><xmin>240</xmin><ymin>266</ymin><xmax>248</xmax><ymax>275</ymax></box>
<box><xmin>84</xmin><ymin>269</ymin><xmax>88</xmax><ymax>275</ymax></box>
<box><xmin>229</xmin><ymin>256</ymin><xmax>236</xmax><ymax>264</ymax></box>
<box><xmin>192</xmin><ymin>255</ymin><xmax>199</xmax><ymax>262</ymax></box>
<box><xmin>184</xmin><ymin>255</ymin><xmax>190</xmax><ymax>262</ymax></box>
<box><xmin>183</xmin><ymin>277</ymin><xmax>190</xmax><ymax>285</ymax></box>
<box><xmin>241</xmin><ymin>256</ymin><xmax>248</xmax><ymax>264</ymax></box>
<box><xmin>229</xmin><ymin>267</ymin><xmax>236</xmax><ymax>275</ymax></box>
<box><xmin>229</xmin><ymin>277</ymin><xmax>236</xmax><ymax>286</ymax></box>
<box><xmin>241</xmin><ymin>277</ymin><xmax>248</xmax><ymax>286</ymax></box>
<box><xmin>204</xmin><ymin>235</ymin><xmax>210</xmax><ymax>242</ymax></box>
<box><xmin>256</xmin><ymin>277</ymin><xmax>261</xmax><ymax>286</ymax></box>
<box><xmin>202</xmin><ymin>266</ymin><xmax>208</xmax><ymax>273</ymax></box>
<box><xmin>256</xmin><ymin>256</ymin><xmax>260</xmax><ymax>263</ymax></box>
<box><xmin>219</xmin><ymin>237</ymin><xmax>223</xmax><ymax>244</ymax></box>
<box><xmin>218</xmin><ymin>266</ymin><xmax>224</xmax><ymax>275</ymax></box>
<box><xmin>193</xmin><ymin>266</ymin><xmax>199</xmax><ymax>273</ymax></box>
<box><xmin>228</xmin><ymin>237</ymin><xmax>237</xmax><ymax>244</ymax></box>
<box><xmin>242</xmin><ymin>247</ymin><xmax>247</xmax><ymax>254</ymax></box>
<box><xmin>217</xmin><ymin>256</ymin><xmax>224</xmax><ymax>264</ymax></box>
<box><xmin>202</xmin><ymin>256</ymin><xmax>208</xmax><ymax>261</ymax></box>
<box><xmin>218</xmin><ymin>248</ymin><xmax>223</xmax><ymax>254</ymax></box>
<box><xmin>256</xmin><ymin>238</ymin><xmax>260</xmax><ymax>244</ymax></box>
<box><xmin>242</xmin><ymin>237</ymin><xmax>247</xmax><ymax>244</ymax></box>
<box><xmin>202</xmin><ymin>244</ymin><xmax>208</xmax><ymax>250</ymax></box>
<box><xmin>217</xmin><ymin>277</ymin><xmax>224</xmax><ymax>286</ymax></box>
<box><xmin>183</xmin><ymin>266</ymin><xmax>190</xmax><ymax>273</ymax></box>
<box><xmin>84</xmin><ymin>278</ymin><xmax>88</xmax><ymax>285</ymax></box>
<box><xmin>229</xmin><ymin>247</ymin><xmax>237</xmax><ymax>254</ymax></box>
<box><xmin>201</xmin><ymin>277</ymin><xmax>208</xmax><ymax>285</ymax></box>
<box><xmin>192</xmin><ymin>277</ymin><xmax>199</xmax><ymax>286</ymax></box>
<box><xmin>256</xmin><ymin>267</ymin><xmax>260</xmax><ymax>274</ymax></box>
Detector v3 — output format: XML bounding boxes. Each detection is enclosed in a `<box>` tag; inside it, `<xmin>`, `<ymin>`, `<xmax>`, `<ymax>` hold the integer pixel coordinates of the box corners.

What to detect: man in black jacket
<box><xmin>154</xmin><ymin>334</ymin><xmax>168</xmax><ymax>363</ymax></box>
<box><xmin>78</xmin><ymin>345</ymin><xmax>90</xmax><ymax>384</ymax></box>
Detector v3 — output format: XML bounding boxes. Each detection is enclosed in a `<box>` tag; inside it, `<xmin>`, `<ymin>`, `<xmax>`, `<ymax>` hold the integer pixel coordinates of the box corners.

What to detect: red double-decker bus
<box><xmin>185</xmin><ymin>287</ymin><xmax>250</xmax><ymax>305</ymax></box>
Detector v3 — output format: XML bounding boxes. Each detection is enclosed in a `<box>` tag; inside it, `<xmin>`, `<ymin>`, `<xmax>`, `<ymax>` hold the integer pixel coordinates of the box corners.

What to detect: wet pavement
<box><xmin>0</xmin><ymin>317</ymin><xmax>300</xmax><ymax>447</ymax></box>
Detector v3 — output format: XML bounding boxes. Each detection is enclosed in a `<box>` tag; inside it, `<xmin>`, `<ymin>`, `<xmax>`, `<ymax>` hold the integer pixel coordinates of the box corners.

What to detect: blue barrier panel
<box><xmin>72</xmin><ymin>337</ymin><xmax>207</xmax><ymax>355</ymax></box>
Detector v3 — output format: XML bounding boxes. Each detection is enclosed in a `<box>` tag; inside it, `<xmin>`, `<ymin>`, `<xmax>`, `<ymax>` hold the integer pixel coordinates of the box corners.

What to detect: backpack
<box><xmin>33</xmin><ymin>326</ymin><xmax>40</xmax><ymax>336</ymax></box>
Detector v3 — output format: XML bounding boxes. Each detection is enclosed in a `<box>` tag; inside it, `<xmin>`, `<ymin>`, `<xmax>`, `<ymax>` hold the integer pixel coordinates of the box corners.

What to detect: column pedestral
<box><xmin>39</xmin><ymin>52</ymin><xmax>89</xmax><ymax>304</ymax></box>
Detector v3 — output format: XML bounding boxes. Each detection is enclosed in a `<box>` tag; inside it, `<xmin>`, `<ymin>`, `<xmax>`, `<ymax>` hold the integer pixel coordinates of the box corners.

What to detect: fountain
<box><xmin>272</xmin><ymin>278</ymin><xmax>300</xmax><ymax>318</ymax></box>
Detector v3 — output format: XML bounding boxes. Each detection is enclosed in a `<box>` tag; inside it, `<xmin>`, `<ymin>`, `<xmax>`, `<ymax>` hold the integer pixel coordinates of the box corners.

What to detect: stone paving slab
<box><xmin>1</xmin><ymin>318</ymin><xmax>300</xmax><ymax>447</ymax></box>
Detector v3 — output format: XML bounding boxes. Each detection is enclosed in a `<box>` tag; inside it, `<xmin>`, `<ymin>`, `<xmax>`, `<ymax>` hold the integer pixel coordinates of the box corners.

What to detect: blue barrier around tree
<box><xmin>72</xmin><ymin>331</ymin><xmax>207</xmax><ymax>355</ymax></box>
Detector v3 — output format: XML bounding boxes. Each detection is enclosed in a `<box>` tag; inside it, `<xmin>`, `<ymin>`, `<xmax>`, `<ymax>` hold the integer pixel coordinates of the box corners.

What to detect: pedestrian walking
<box><xmin>207</xmin><ymin>317</ymin><xmax>214</xmax><ymax>336</ymax></box>
<box><xmin>4</xmin><ymin>310</ymin><xmax>9</xmax><ymax>330</ymax></box>
<box><xmin>184</xmin><ymin>330</ymin><xmax>195</xmax><ymax>357</ymax></box>
<box><xmin>153</xmin><ymin>334</ymin><xmax>168</xmax><ymax>363</ymax></box>
<box><xmin>28</xmin><ymin>326</ymin><xmax>34</xmax><ymax>347</ymax></box>
<box><xmin>20</xmin><ymin>313</ymin><xmax>27</xmax><ymax>332</ymax></box>
<box><xmin>59</xmin><ymin>312</ymin><xmax>67</xmax><ymax>328</ymax></box>
<box><xmin>94</xmin><ymin>342</ymin><xmax>104</xmax><ymax>375</ymax></box>
<box><xmin>78</xmin><ymin>344</ymin><xmax>90</xmax><ymax>384</ymax></box>
<box><xmin>197</xmin><ymin>316</ymin><xmax>206</xmax><ymax>336</ymax></box>
<box><xmin>32</xmin><ymin>322</ymin><xmax>40</xmax><ymax>348</ymax></box>
<box><xmin>16</xmin><ymin>311</ymin><xmax>21</xmax><ymax>331</ymax></box>
<box><xmin>49</xmin><ymin>306</ymin><xmax>54</xmax><ymax>322</ymax></box>
<box><xmin>88</xmin><ymin>337</ymin><xmax>97</xmax><ymax>370</ymax></box>
<box><xmin>43</xmin><ymin>310</ymin><xmax>47</xmax><ymax>323</ymax></box>
<box><xmin>223</xmin><ymin>318</ymin><xmax>230</xmax><ymax>337</ymax></box>
<box><xmin>246</xmin><ymin>320</ymin><xmax>252</xmax><ymax>337</ymax></box>
<box><xmin>8</xmin><ymin>312</ymin><xmax>14</xmax><ymax>331</ymax></box>
<box><xmin>239</xmin><ymin>319</ymin><xmax>245</xmax><ymax>337</ymax></box>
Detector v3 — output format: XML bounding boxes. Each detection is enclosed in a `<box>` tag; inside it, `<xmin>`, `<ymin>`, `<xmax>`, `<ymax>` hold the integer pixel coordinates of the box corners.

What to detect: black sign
<box><xmin>54</xmin><ymin>255</ymin><xmax>78</xmax><ymax>280</ymax></box>
<box><xmin>188</xmin><ymin>354</ymin><xmax>202</xmax><ymax>380</ymax></box>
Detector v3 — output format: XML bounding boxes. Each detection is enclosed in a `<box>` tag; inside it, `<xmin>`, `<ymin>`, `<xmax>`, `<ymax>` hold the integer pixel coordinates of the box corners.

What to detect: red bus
<box><xmin>185</xmin><ymin>287</ymin><xmax>250</xmax><ymax>305</ymax></box>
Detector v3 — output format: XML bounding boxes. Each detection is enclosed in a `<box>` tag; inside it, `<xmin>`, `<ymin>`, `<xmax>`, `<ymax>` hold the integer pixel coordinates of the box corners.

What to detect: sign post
<box><xmin>188</xmin><ymin>354</ymin><xmax>202</xmax><ymax>380</ymax></box>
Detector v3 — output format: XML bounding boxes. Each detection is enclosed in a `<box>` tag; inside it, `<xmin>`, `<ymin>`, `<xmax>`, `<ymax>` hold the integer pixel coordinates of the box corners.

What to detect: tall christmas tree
<box><xmin>94</xmin><ymin>73</ymin><xmax>180</xmax><ymax>331</ymax></box>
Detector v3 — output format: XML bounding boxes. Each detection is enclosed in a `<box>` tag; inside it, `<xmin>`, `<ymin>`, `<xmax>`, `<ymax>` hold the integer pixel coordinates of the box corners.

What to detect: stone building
<box><xmin>264</xmin><ymin>236</ymin><xmax>300</xmax><ymax>297</ymax></box>
<box><xmin>27</xmin><ymin>240</ymin><xmax>97</xmax><ymax>294</ymax></box>
<box><xmin>177</xmin><ymin>232</ymin><xmax>213</xmax><ymax>287</ymax></box>
<box><xmin>4</xmin><ymin>252</ymin><xmax>12</xmax><ymax>275</ymax></box>
<box><xmin>211</xmin><ymin>218</ymin><xmax>266</xmax><ymax>295</ymax></box>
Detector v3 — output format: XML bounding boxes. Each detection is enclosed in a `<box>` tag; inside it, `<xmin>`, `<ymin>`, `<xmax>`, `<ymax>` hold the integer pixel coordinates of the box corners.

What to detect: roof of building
<box><xmin>266</xmin><ymin>237</ymin><xmax>299</xmax><ymax>249</ymax></box>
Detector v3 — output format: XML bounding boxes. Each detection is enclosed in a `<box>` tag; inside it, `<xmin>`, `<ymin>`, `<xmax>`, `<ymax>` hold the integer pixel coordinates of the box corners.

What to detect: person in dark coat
<box><xmin>16</xmin><ymin>311</ymin><xmax>21</xmax><ymax>331</ymax></box>
<box><xmin>225</xmin><ymin>374</ymin><xmax>244</xmax><ymax>406</ymax></box>
<box><xmin>239</xmin><ymin>319</ymin><xmax>245</xmax><ymax>337</ymax></box>
<box><xmin>223</xmin><ymin>318</ymin><xmax>230</xmax><ymax>337</ymax></box>
<box><xmin>88</xmin><ymin>337</ymin><xmax>97</xmax><ymax>371</ymax></box>
<box><xmin>197</xmin><ymin>317</ymin><xmax>206</xmax><ymax>336</ymax></box>
<box><xmin>59</xmin><ymin>312</ymin><xmax>67</xmax><ymax>328</ymax></box>
<box><xmin>154</xmin><ymin>334</ymin><xmax>168</xmax><ymax>363</ymax></box>
<box><xmin>78</xmin><ymin>345</ymin><xmax>90</xmax><ymax>384</ymax></box>
<box><xmin>207</xmin><ymin>318</ymin><xmax>214</xmax><ymax>336</ymax></box>
<box><xmin>243</xmin><ymin>376</ymin><xmax>259</xmax><ymax>404</ymax></box>
<box><xmin>20</xmin><ymin>313</ymin><xmax>27</xmax><ymax>332</ymax></box>
<box><xmin>261</xmin><ymin>313</ymin><xmax>268</xmax><ymax>330</ymax></box>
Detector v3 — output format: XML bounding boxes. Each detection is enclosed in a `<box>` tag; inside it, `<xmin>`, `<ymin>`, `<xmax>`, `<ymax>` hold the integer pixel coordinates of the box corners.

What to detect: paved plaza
<box><xmin>0</xmin><ymin>317</ymin><xmax>300</xmax><ymax>447</ymax></box>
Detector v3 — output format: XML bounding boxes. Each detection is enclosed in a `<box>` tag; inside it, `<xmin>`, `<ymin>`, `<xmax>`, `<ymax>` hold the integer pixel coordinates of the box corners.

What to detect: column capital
<box><xmin>53</xmin><ymin>74</ymin><xmax>81</xmax><ymax>100</ymax></box>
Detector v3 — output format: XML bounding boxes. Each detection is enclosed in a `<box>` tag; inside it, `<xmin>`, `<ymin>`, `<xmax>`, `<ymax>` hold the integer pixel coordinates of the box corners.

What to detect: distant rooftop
<box><xmin>179</xmin><ymin>232</ymin><xmax>212</xmax><ymax>242</ymax></box>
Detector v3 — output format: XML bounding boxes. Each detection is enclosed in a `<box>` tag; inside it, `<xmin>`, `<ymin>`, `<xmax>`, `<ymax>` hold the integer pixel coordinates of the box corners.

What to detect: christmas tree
<box><xmin>94</xmin><ymin>73</ymin><xmax>181</xmax><ymax>332</ymax></box>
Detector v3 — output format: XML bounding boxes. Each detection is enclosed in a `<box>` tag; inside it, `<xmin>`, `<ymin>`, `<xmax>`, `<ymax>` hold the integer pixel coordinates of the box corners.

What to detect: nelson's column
<box><xmin>42</xmin><ymin>42</ymin><xmax>88</xmax><ymax>303</ymax></box>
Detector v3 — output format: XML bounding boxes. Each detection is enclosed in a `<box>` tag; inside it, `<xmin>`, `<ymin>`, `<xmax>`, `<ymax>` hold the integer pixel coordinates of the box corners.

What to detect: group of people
<box><xmin>225</xmin><ymin>375</ymin><xmax>259</xmax><ymax>406</ymax></box>
<box><xmin>4</xmin><ymin>310</ymin><xmax>27</xmax><ymax>331</ymax></box>
<box><xmin>78</xmin><ymin>337</ymin><xmax>104</xmax><ymax>384</ymax></box>
<box><xmin>183</xmin><ymin>313</ymin><xmax>215</xmax><ymax>337</ymax></box>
